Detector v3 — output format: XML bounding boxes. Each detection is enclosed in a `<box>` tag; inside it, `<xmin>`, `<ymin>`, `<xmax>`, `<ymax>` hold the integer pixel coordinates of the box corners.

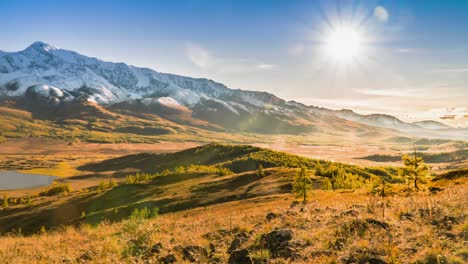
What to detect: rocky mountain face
<box><xmin>0</xmin><ymin>42</ymin><xmax>465</xmax><ymax>139</ymax></box>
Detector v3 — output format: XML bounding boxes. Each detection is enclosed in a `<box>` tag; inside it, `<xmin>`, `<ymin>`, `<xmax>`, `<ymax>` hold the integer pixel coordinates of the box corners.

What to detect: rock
<box><xmin>400</xmin><ymin>212</ymin><xmax>413</xmax><ymax>221</ymax></box>
<box><xmin>290</xmin><ymin>201</ymin><xmax>300</xmax><ymax>208</ymax></box>
<box><xmin>76</xmin><ymin>252</ymin><xmax>92</xmax><ymax>262</ymax></box>
<box><xmin>150</xmin><ymin>242</ymin><xmax>163</xmax><ymax>254</ymax></box>
<box><xmin>341</xmin><ymin>209</ymin><xmax>358</xmax><ymax>217</ymax></box>
<box><xmin>228</xmin><ymin>232</ymin><xmax>250</xmax><ymax>253</ymax></box>
<box><xmin>274</xmin><ymin>240</ymin><xmax>302</xmax><ymax>259</ymax></box>
<box><xmin>160</xmin><ymin>254</ymin><xmax>176</xmax><ymax>264</ymax></box>
<box><xmin>266</xmin><ymin>212</ymin><xmax>278</xmax><ymax>221</ymax></box>
<box><xmin>444</xmin><ymin>232</ymin><xmax>457</xmax><ymax>239</ymax></box>
<box><xmin>365</xmin><ymin>218</ymin><xmax>389</xmax><ymax>230</ymax></box>
<box><xmin>428</xmin><ymin>186</ymin><xmax>443</xmax><ymax>194</ymax></box>
<box><xmin>260</xmin><ymin>229</ymin><xmax>293</xmax><ymax>250</ymax></box>
<box><xmin>228</xmin><ymin>249</ymin><xmax>252</xmax><ymax>264</ymax></box>
<box><xmin>368</xmin><ymin>257</ymin><xmax>387</xmax><ymax>264</ymax></box>
<box><xmin>209</xmin><ymin>243</ymin><xmax>216</xmax><ymax>255</ymax></box>
<box><xmin>182</xmin><ymin>245</ymin><xmax>209</xmax><ymax>262</ymax></box>
<box><xmin>259</xmin><ymin>229</ymin><xmax>300</xmax><ymax>259</ymax></box>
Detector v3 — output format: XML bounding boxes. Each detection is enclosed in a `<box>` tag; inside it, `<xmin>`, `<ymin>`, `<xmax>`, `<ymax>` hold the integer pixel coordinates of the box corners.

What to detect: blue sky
<box><xmin>1</xmin><ymin>0</ymin><xmax>467</xmax><ymax>125</ymax></box>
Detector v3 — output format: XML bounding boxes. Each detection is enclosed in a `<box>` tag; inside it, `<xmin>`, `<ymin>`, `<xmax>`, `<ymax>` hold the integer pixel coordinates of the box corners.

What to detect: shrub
<box><xmin>2</xmin><ymin>194</ymin><xmax>8</xmax><ymax>208</ymax></box>
<box><xmin>40</xmin><ymin>184</ymin><xmax>71</xmax><ymax>196</ymax></box>
<box><xmin>322</xmin><ymin>178</ymin><xmax>332</xmax><ymax>190</ymax></box>
<box><xmin>130</xmin><ymin>206</ymin><xmax>159</xmax><ymax>220</ymax></box>
<box><xmin>257</xmin><ymin>164</ymin><xmax>265</xmax><ymax>177</ymax></box>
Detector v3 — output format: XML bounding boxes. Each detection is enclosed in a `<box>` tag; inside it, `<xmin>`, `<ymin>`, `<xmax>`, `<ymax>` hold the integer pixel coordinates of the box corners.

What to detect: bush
<box><xmin>40</xmin><ymin>184</ymin><xmax>71</xmax><ymax>196</ymax></box>
<box><xmin>130</xmin><ymin>206</ymin><xmax>159</xmax><ymax>220</ymax></box>
<box><xmin>322</xmin><ymin>178</ymin><xmax>332</xmax><ymax>190</ymax></box>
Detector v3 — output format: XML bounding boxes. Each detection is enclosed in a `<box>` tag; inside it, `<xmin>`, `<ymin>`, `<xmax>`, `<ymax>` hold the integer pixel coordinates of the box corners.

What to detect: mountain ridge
<box><xmin>0</xmin><ymin>41</ymin><xmax>466</xmax><ymax>139</ymax></box>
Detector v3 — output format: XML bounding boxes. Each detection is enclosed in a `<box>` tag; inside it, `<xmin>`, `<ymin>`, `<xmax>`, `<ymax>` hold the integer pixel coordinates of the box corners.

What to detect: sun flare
<box><xmin>324</xmin><ymin>26</ymin><xmax>363</xmax><ymax>63</ymax></box>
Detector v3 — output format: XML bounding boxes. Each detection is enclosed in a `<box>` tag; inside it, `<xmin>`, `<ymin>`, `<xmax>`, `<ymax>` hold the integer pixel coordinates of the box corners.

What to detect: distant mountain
<box><xmin>413</xmin><ymin>120</ymin><xmax>452</xmax><ymax>130</ymax></box>
<box><xmin>0</xmin><ymin>41</ymin><xmax>466</xmax><ymax>139</ymax></box>
<box><xmin>335</xmin><ymin>110</ymin><xmax>419</xmax><ymax>130</ymax></box>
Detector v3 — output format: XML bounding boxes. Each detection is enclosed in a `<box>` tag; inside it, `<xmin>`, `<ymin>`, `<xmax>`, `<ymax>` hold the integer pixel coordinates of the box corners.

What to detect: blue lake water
<box><xmin>0</xmin><ymin>171</ymin><xmax>57</xmax><ymax>190</ymax></box>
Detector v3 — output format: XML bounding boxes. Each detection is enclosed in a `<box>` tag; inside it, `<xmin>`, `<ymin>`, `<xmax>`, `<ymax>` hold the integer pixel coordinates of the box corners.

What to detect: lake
<box><xmin>0</xmin><ymin>171</ymin><xmax>57</xmax><ymax>190</ymax></box>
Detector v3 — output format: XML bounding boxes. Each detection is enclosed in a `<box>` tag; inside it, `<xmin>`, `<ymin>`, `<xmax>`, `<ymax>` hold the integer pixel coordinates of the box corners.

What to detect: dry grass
<box><xmin>0</xmin><ymin>181</ymin><xmax>465</xmax><ymax>264</ymax></box>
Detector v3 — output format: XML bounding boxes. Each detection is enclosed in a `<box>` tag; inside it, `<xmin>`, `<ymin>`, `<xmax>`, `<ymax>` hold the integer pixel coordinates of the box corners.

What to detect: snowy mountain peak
<box><xmin>25</xmin><ymin>41</ymin><xmax>57</xmax><ymax>52</ymax></box>
<box><xmin>0</xmin><ymin>42</ymin><xmax>283</xmax><ymax>108</ymax></box>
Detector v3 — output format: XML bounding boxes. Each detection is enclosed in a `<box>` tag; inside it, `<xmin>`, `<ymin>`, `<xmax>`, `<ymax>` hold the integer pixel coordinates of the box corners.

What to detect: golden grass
<box><xmin>0</xmin><ymin>182</ymin><xmax>465</xmax><ymax>264</ymax></box>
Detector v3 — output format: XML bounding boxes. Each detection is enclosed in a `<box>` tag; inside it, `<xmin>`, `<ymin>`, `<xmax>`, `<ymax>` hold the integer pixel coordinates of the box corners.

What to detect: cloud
<box><xmin>429</xmin><ymin>67</ymin><xmax>468</xmax><ymax>73</ymax></box>
<box><xmin>185</xmin><ymin>43</ymin><xmax>278</xmax><ymax>73</ymax></box>
<box><xmin>353</xmin><ymin>88</ymin><xmax>420</xmax><ymax>97</ymax></box>
<box><xmin>374</xmin><ymin>6</ymin><xmax>389</xmax><ymax>22</ymax></box>
<box><xmin>255</xmin><ymin>63</ymin><xmax>278</xmax><ymax>70</ymax></box>
<box><xmin>185</xmin><ymin>43</ymin><xmax>214</xmax><ymax>69</ymax></box>
<box><xmin>393</xmin><ymin>48</ymin><xmax>420</xmax><ymax>53</ymax></box>
<box><xmin>288</xmin><ymin>43</ymin><xmax>304</xmax><ymax>56</ymax></box>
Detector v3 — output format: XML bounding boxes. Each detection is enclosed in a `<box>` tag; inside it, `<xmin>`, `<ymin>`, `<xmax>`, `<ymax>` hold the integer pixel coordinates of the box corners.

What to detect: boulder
<box><xmin>266</xmin><ymin>212</ymin><xmax>278</xmax><ymax>221</ymax></box>
<box><xmin>159</xmin><ymin>254</ymin><xmax>176</xmax><ymax>264</ymax></box>
<box><xmin>228</xmin><ymin>249</ymin><xmax>252</xmax><ymax>264</ymax></box>
<box><xmin>182</xmin><ymin>245</ymin><xmax>209</xmax><ymax>262</ymax></box>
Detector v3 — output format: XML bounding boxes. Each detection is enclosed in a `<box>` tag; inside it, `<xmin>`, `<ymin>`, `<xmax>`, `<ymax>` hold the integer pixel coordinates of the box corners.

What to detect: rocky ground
<box><xmin>0</xmin><ymin>180</ymin><xmax>466</xmax><ymax>264</ymax></box>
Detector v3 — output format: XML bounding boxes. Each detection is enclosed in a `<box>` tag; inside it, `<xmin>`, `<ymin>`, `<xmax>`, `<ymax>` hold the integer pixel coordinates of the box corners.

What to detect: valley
<box><xmin>0</xmin><ymin>40</ymin><xmax>466</xmax><ymax>264</ymax></box>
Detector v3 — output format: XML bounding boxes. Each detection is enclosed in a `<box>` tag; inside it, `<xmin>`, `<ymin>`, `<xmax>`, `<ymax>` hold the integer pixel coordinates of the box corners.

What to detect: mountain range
<box><xmin>0</xmin><ymin>41</ymin><xmax>466</xmax><ymax>140</ymax></box>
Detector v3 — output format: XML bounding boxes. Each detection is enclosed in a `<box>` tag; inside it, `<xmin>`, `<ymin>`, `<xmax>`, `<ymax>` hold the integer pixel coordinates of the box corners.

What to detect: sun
<box><xmin>324</xmin><ymin>26</ymin><xmax>363</xmax><ymax>63</ymax></box>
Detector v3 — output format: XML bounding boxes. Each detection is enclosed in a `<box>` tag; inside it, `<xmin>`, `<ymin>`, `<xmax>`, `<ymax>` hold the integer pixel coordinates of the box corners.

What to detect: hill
<box><xmin>0</xmin><ymin>144</ymin><xmax>403</xmax><ymax>235</ymax></box>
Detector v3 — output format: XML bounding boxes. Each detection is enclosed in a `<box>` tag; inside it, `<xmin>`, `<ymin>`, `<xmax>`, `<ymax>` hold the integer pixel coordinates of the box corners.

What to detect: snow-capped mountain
<box><xmin>0</xmin><ymin>41</ymin><xmax>466</xmax><ymax>139</ymax></box>
<box><xmin>0</xmin><ymin>41</ymin><xmax>280</xmax><ymax>108</ymax></box>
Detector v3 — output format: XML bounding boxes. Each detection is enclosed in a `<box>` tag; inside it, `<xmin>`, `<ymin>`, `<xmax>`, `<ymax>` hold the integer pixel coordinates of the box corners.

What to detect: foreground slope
<box><xmin>0</xmin><ymin>171</ymin><xmax>466</xmax><ymax>263</ymax></box>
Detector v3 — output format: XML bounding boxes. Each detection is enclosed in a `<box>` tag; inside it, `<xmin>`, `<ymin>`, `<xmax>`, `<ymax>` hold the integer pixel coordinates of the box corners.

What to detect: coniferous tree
<box><xmin>257</xmin><ymin>164</ymin><xmax>265</xmax><ymax>177</ymax></box>
<box><xmin>2</xmin><ymin>194</ymin><xmax>8</xmax><ymax>209</ymax></box>
<box><xmin>293</xmin><ymin>167</ymin><xmax>312</xmax><ymax>204</ymax></box>
<box><xmin>402</xmin><ymin>147</ymin><xmax>428</xmax><ymax>190</ymax></box>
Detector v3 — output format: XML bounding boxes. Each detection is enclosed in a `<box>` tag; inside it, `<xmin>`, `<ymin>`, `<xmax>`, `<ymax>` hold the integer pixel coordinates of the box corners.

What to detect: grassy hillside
<box><xmin>359</xmin><ymin>149</ymin><xmax>467</xmax><ymax>163</ymax></box>
<box><xmin>0</xmin><ymin>144</ymin><xmax>466</xmax><ymax>263</ymax></box>
<box><xmin>0</xmin><ymin>144</ymin><xmax>403</xmax><ymax>234</ymax></box>
<box><xmin>0</xmin><ymin>177</ymin><xmax>466</xmax><ymax>263</ymax></box>
<box><xmin>79</xmin><ymin>143</ymin><xmax>400</xmax><ymax>180</ymax></box>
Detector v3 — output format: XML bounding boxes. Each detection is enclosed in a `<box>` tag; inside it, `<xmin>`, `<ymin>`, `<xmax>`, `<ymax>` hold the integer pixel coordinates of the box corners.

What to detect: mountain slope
<box><xmin>0</xmin><ymin>41</ymin><xmax>466</xmax><ymax>139</ymax></box>
<box><xmin>413</xmin><ymin>120</ymin><xmax>452</xmax><ymax>130</ymax></box>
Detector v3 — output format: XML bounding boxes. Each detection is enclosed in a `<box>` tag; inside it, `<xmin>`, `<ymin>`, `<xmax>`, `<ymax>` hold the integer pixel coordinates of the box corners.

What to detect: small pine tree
<box><xmin>293</xmin><ymin>167</ymin><xmax>312</xmax><ymax>204</ymax></box>
<box><xmin>257</xmin><ymin>164</ymin><xmax>265</xmax><ymax>177</ymax></box>
<box><xmin>81</xmin><ymin>211</ymin><xmax>86</xmax><ymax>218</ymax></box>
<box><xmin>321</xmin><ymin>178</ymin><xmax>332</xmax><ymax>190</ymax></box>
<box><xmin>98</xmin><ymin>181</ymin><xmax>108</xmax><ymax>192</ymax></box>
<box><xmin>40</xmin><ymin>226</ymin><xmax>46</xmax><ymax>234</ymax></box>
<box><xmin>2</xmin><ymin>194</ymin><xmax>8</xmax><ymax>209</ymax></box>
<box><xmin>401</xmin><ymin>147</ymin><xmax>428</xmax><ymax>190</ymax></box>
<box><xmin>26</xmin><ymin>194</ymin><xmax>32</xmax><ymax>206</ymax></box>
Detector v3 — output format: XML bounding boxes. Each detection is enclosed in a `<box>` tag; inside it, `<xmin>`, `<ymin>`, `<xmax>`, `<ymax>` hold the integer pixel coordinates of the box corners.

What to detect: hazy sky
<box><xmin>1</xmin><ymin>0</ymin><xmax>467</xmax><ymax>126</ymax></box>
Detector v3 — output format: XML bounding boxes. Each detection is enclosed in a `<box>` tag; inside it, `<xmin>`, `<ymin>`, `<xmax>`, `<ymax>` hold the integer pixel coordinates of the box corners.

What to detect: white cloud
<box><xmin>394</xmin><ymin>48</ymin><xmax>419</xmax><ymax>53</ymax></box>
<box><xmin>429</xmin><ymin>68</ymin><xmax>468</xmax><ymax>73</ymax></box>
<box><xmin>185</xmin><ymin>43</ymin><xmax>214</xmax><ymax>69</ymax></box>
<box><xmin>374</xmin><ymin>6</ymin><xmax>389</xmax><ymax>22</ymax></box>
<box><xmin>353</xmin><ymin>88</ymin><xmax>420</xmax><ymax>97</ymax></box>
<box><xmin>185</xmin><ymin>43</ymin><xmax>278</xmax><ymax>73</ymax></box>
<box><xmin>256</xmin><ymin>63</ymin><xmax>278</xmax><ymax>70</ymax></box>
